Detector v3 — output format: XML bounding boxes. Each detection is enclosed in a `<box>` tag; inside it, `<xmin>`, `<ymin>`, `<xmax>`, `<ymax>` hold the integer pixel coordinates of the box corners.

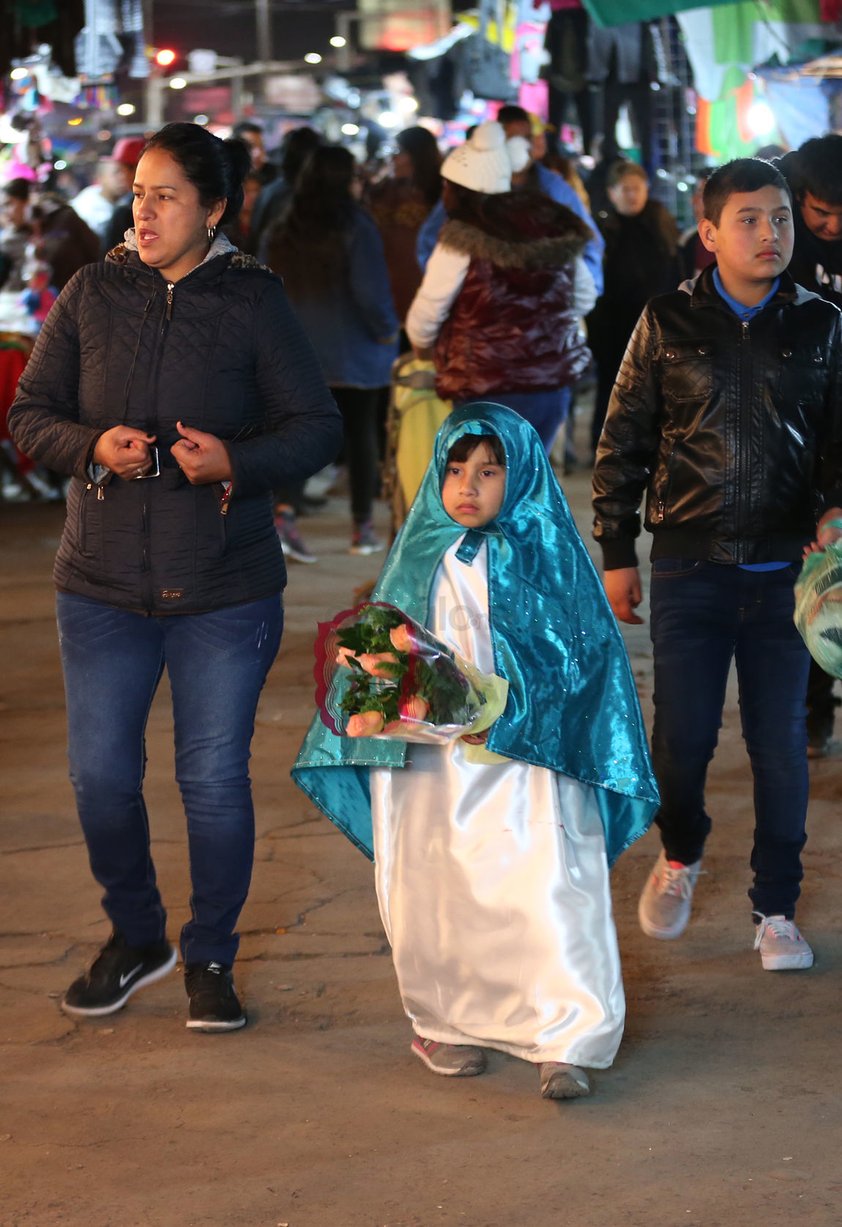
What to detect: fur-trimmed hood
<box><xmin>439</xmin><ymin>190</ymin><xmax>590</xmax><ymax>271</ymax></box>
<box><xmin>105</xmin><ymin>229</ymin><xmax>270</xmax><ymax>274</ymax></box>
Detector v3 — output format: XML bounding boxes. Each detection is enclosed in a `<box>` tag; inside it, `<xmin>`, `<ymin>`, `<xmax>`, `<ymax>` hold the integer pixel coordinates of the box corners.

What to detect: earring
<box><xmin>207</xmin><ymin>225</ymin><xmax>216</xmax><ymax>241</ymax></box>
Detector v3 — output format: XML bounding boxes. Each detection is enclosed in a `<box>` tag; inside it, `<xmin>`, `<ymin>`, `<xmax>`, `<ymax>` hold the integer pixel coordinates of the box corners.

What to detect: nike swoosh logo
<box><xmin>119</xmin><ymin>964</ymin><xmax>144</xmax><ymax>988</ymax></box>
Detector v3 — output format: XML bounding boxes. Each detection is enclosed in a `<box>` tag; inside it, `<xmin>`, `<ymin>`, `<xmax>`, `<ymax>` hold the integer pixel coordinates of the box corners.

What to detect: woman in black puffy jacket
<box><xmin>8</xmin><ymin>123</ymin><xmax>341</xmax><ymax>1034</ymax></box>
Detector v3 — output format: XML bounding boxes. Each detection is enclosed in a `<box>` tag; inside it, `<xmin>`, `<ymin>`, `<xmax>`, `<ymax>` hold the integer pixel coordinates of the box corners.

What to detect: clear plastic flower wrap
<box><xmin>313</xmin><ymin>602</ymin><xmax>509</xmax><ymax>744</ymax></box>
<box><xmin>794</xmin><ymin>540</ymin><xmax>842</xmax><ymax>678</ymax></box>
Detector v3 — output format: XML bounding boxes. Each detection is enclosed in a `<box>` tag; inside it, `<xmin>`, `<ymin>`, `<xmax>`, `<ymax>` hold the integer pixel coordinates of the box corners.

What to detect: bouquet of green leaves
<box><xmin>313</xmin><ymin>602</ymin><xmax>508</xmax><ymax>744</ymax></box>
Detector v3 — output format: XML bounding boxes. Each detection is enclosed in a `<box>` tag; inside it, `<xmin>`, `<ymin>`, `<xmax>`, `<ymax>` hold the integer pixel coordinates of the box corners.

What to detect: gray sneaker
<box><xmin>349</xmin><ymin>521</ymin><xmax>384</xmax><ymax>556</ymax></box>
<box><xmin>411</xmin><ymin>1035</ymin><xmax>487</xmax><ymax>1077</ymax></box>
<box><xmin>638</xmin><ymin>849</ymin><xmax>703</xmax><ymax>939</ymax></box>
<box><xmin>539</xmin><ymin>1062</ymin><xmax>591</xmax><ymax>1099</ymax></box>
<box><xmin>753</xmin><ymin>914</ymin><xmax>814</xmax><ymax>971</ymax></box>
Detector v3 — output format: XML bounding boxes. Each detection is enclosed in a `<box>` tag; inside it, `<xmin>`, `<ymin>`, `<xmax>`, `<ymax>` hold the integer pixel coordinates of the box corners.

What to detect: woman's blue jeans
<box><xmin>56</xmin><ymin>592</ymin><xmax>283</xmax><ymax>966</ymax></box>
<box><xmin>649</xmin><ymin>560</ymin><xmax>809</xmax><ymax>918</ymax></box>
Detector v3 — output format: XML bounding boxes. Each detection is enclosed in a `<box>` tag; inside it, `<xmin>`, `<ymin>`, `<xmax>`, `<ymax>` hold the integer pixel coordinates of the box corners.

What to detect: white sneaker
<box><xmin>638</xmin><ymin>849</ymin><xmax>703</xmax><ymax>939</ymax></box>
<box><xmin>753</xmin><ymin>914</ymin><xmax>814</xmax><ymax>971</ymax></box>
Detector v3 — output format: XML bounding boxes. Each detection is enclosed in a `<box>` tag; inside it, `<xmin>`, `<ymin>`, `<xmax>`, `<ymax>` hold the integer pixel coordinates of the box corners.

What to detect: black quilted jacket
<box><xmin>592</xmin><ymin>265</ymin><xmax>842</xmax><ymax>569</ymax></box>
<box><xmin>8</xmin><ymin>244</ymin><xmax>342</xmax><ymax>614</ymax></box>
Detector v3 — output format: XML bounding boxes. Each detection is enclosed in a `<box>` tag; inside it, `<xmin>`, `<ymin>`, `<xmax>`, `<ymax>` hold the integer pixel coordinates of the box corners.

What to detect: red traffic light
<box><xmin>154</xmin><ymin>48</ymin><xmax>177</xmax><ymax>68</ymax></box>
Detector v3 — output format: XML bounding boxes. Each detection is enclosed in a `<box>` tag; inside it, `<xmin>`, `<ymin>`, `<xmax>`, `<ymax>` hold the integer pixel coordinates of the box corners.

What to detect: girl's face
<box><xmin>441</xmin><ymin>440</ymin><xmax>506</xmax><ymax>528</ymax></box>
<box><xmin>608</xmin><ymin>172</ymin><xmax>648</xmax><ymax>217</ymax></box>
<box><xmin>132</xmin><ymin>147</ymin><xmax>225</xmax><ymax>283</ymax></box>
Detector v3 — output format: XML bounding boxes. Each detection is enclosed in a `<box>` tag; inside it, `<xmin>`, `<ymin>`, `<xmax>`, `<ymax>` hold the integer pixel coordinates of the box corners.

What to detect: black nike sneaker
<box><xmin>184</xmin><ymin>961</ymin><xmax>246</xmax><ymax>1032</ymax></box>
<box><xmin>61</xmin><ymin>930</ymin><xmax>176</xmax><ymax>1017</ymax></box>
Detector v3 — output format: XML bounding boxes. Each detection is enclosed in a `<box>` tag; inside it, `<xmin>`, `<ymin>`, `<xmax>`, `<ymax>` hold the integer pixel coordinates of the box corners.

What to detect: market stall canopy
<box><xmin>581</xmin><ymin>0</ymin><xmax>749</xmax><ymax>27</ymax></box>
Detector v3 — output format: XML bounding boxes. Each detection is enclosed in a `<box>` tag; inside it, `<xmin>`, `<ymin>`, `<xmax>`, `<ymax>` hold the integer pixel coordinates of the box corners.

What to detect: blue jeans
<box><xmin>649</xmin><ymin>560</ymin><xmax>809</xmax><ymax>918</ymax></box>
<box><xmin>457</xmin><ymin>388</ymin><xmax>571</xmax><ymax>453</ymax></box>
<box><xmin>56</xmin><ymin>592</ymin><xmax>283</xmax><ymax>965</ymax></box>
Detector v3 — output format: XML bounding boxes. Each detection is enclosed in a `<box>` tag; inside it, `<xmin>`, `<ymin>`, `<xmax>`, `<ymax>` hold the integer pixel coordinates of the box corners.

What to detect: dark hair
<box><xmin>279</xmin><ymin>125</ymin><xmax>322</xmax><ymax>187</ymax></box>
<box><xmin>703</xmin><ymin>158</ymin><xmax>792</xmax><ymax>225</ymax></box>
<box><xmin>606</xmin><ymin>159</ymin><xmax>648</xmax><ymax>189</ymax></box>
<box><xmin>232</xmin><ymin>120</ymin><xmax>263</xmax><ymax>140</ymax></box>
<box><xmin>445</xmin><ymin>433</ymin><xmax>506</xmax><ymax>466</ymax></box>
<box><xmin>496</xmin><ymin>105</ymin><xmax>530</xmax><ymax>128</ymax></box>
<box><xmin>396</xmin><ymin>126</ymin><xmax>441</xmax><ymax>207</ymax></box>
<box><xmin>2</xmin><ymin>177</ymin><xmax>32</xmax><ymax>202</ymax></box>
<box><xmin>142</xmin><ymin>122</ymin><xmax>252</xmax><ymax>223</ymax></box>
<box><xmin>441</xmin><ymin>178</ymin><xmax>484</xmax><ymax>222</ymax></box>
<box><xmin>785</xmin><ymin>135</ymin><xmax>842</xmax><ymax>206</ymax></box>
<box><xmin>264</xmin><ymin>144</ymin><xmax>356</xmax><ymax>299</ymax></box>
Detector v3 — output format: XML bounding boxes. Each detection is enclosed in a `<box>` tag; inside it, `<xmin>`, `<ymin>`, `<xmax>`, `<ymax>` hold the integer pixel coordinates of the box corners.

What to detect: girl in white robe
<box><xmin>372</xmin><ymin>430</ymin><xmax>623</xmax><ymax>1099</ymax></box>
<box><xmin>293</xmin><ymin>404</ymin><xmax>658</xmax><ymax>1099</ymax></box>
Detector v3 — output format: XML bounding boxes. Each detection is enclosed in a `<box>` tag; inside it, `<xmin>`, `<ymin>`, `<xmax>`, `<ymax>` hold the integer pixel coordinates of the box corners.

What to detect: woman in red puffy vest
<box><xmin>406</xmin><ymin>121</ymin><xmax>596</xmax><ymax>452</ymax></box>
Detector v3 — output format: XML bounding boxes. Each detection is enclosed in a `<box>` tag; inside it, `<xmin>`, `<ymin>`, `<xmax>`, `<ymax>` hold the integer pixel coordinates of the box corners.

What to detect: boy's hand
<box><xmin>603</xmin><ymin>567</ymin><xmax>644</xmax><ymax>625</ymax></box>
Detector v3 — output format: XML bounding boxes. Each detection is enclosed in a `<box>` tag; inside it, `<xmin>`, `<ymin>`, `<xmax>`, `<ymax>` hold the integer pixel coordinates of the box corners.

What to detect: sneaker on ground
<box><xmin>184</xmin><ymin>961</ymin><xmax>246</xmax><ymax>1031</ymax></box>
<box><xmin>411</xmin><ymin>1035</ymin><xmax>487</xmax><ymax>1077</ymax></box>
<box><xmin>638</xmin><ymin>849</ymin><xmax>703</xmax><ymax>940</ymax></box>
<box><xmin>538</xmin><ymin>1062</ymin><xmax>591</xmax><ymax>1099</ymax></box>
<box><xmin>61</xmin><ymin>931</ymin><xmax>176</xmax><ymax>1018</ymax></box>
<box><xmin>349</xmin><ymin>521</ymin><xmax>384</xmax><ymax>556</ymax></box>
<box><xmin>274</xmin><ymin>510</ymin><xmax>317</xmax><ymax>564</ymax></box>
<box><xmin>753</xmin><ymin>914</ymin><xmax>814</xmax><ymax>971</ymax></box>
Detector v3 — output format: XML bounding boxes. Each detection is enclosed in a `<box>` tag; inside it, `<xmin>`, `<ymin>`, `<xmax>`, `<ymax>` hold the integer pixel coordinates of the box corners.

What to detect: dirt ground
<box><xmin>2</xmin><ymin>463</ymin><xmax>842</xmax><ymax>1227</ymax></box>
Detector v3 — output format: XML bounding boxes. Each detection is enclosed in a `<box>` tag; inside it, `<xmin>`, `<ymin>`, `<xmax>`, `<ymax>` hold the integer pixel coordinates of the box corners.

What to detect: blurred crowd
<box><xmin>0</xmin><ymin>113</ymin><xmax>770</xmax><ymax>542</ymax></box>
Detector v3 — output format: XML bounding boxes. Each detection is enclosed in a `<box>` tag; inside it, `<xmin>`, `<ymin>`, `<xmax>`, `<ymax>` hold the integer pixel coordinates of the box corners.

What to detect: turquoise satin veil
<box><xmin>292</xmin><ymin>402</ymin><xmax>658</xmax><ymax>865</ymax></box>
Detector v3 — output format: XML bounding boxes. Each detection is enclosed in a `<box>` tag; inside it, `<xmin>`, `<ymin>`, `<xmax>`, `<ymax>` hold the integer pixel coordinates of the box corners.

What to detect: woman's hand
<box><xmin>93</xmin><ymin>426</ymin><xmax>157</xmax><ymax>479</ymax></box>
<box><xmin>171</xmin><ymin>420</ymin><xmax>233</xmax><ymax>484</ymax></box>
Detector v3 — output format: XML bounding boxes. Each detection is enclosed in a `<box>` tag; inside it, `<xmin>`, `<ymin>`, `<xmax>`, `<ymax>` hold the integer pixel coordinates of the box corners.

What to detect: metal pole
<box><xmin>435</xmin><ymin>0</ymin><xmax>452</xmax><ymax>38</ymax></box>
<box><xmin>336</xmin><ymin>13</ymin><xmax>351</xmax><ymax>73</ymax></box>
<box><xmin>147</xmin><ymin>75</ymin><xmax>165</xmax><ymax>128</ymax></box>
<box><xmin>143</xmin><ymin>0</ymin><xmax>157</xmax><ymax>129</ymax></box>
<box><xmin>255</xmin><ymin>0</ymin><xmax>272</xmax><ymax>106</ymax></box>
<box><xmin>256</xmin><ymin>0</ymin><xmax>272</xmax><ymax>61</ymax></box>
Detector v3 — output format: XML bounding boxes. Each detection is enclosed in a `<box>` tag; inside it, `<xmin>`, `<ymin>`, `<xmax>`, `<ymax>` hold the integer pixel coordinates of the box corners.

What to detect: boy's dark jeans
<box><xmin>649</xmin><ymin>559</ymin><xmax>809</xmax><ymax>919</ymax></box>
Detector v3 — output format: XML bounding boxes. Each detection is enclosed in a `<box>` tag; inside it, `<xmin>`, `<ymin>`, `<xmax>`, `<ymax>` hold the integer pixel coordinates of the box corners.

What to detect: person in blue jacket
<box><xmin>264</xmin><ymin>144</ymin><xmax>399</xmax><ymax>556</ymax></box>
<box><xmin>416</xmin><ymin>106</ymin><xmax>604</xmax><ymax>296</ymax></box>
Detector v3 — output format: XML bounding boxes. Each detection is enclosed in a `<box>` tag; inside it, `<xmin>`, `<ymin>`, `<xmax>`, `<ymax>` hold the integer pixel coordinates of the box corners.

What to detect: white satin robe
<box><xmin>370</xmin><ymin>539</ymin><xmax>625</xmax><ymax>1068</ymax></box>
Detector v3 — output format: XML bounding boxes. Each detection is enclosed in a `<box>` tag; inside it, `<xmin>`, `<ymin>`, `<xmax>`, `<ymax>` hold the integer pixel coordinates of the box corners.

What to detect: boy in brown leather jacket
<box><xmin>592</xmin><ymin>157</ymin><xmax>842</xmax><ymax>971</ymax></box>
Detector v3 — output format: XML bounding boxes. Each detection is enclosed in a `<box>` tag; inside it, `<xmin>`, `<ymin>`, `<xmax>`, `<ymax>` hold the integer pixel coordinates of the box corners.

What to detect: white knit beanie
<box><xmin>441</xmin><ymin>121</ymin><xmax>513</xmax><ymax>195</ymax></box>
